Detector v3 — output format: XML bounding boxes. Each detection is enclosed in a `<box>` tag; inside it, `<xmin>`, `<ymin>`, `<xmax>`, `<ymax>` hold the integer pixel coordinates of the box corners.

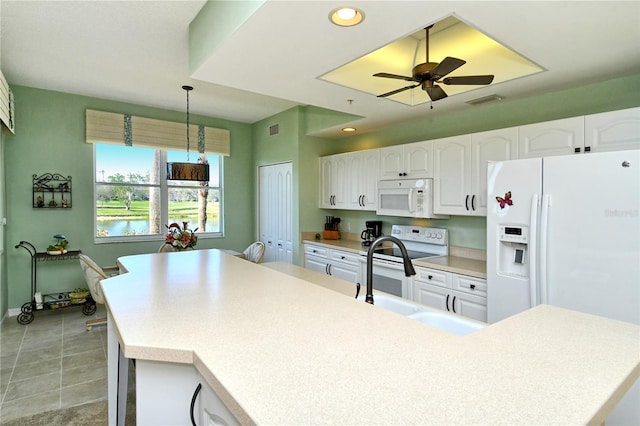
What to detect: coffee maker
<box><xmin>360</xmin><ymin>220</ymin><xmax>383</xmax><ymax>246</ymax></box>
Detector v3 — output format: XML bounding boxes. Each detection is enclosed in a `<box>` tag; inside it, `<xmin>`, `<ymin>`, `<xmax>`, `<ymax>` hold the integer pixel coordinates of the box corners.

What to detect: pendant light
<box><xmin>166</xmin><ymin>85</ymin><xmax>210</xmax><ymax>181</ymax></box>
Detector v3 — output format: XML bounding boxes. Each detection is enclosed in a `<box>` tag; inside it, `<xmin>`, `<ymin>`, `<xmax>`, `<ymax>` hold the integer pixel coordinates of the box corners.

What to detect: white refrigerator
<box><xmin>486</xmin><ymin>149</ymin><xmax>640</xmax><ymax>425</ymax></box>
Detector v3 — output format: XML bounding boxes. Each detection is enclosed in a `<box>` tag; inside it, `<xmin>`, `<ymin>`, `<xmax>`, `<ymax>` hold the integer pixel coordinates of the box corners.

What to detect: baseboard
<box><xmin>7</xmin><ymin>307</ymin><xmax>21</xmax><ymax>317</ymax></box>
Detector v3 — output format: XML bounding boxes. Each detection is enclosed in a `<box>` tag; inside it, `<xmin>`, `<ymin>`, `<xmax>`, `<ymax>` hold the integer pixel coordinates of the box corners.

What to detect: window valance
<box><xmin>85</xmin><ymin>109</ymin><xmax>230</xmax><ymax>156</ymax></box>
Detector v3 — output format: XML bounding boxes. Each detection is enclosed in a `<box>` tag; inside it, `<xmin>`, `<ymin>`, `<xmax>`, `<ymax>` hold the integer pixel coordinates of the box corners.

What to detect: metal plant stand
<box><xmin>14</xmin><ymin>241</ymin><xmax>93</xmax><ymax>325</ymax></box>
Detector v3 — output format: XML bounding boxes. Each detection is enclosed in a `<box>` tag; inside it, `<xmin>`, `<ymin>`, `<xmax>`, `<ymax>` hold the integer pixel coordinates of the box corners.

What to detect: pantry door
<box><xmin>258</xmin><ymin>162</ymin><xmax>293</xmax><ymax>263</ymax></box>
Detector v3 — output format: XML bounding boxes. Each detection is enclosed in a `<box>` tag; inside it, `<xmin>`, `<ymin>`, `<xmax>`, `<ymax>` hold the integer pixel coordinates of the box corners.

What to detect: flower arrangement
<box><xmin>164</xmin><ymin>222</ymin><xmax>198</xmax><ymax>250</ymax></box>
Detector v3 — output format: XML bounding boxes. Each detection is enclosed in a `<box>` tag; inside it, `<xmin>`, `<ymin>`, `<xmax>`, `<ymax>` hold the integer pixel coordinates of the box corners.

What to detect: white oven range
<box><xmin>359</xmin><ymin>225</ymin><xmax>449</xmax><ymax>299</ymax></box>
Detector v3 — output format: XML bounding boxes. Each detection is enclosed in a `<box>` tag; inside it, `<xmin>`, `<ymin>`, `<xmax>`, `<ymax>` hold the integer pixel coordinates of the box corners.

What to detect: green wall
<box><xmin>299</xmin><ymin>73</ymin><xmax>640</xmax><ymax>249</ymax></box>
<box><xmin>3</xmin><ymin>72</ymin><xmax>639</xmax><ymax>316</ymax></box>
<box><xmin>4</xmin><ymin>86</ymin><xmax>254</xmax><ymax>310</ymax></box>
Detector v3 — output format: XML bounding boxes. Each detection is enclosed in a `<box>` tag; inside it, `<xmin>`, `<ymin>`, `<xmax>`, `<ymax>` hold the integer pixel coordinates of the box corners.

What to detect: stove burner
<box><xmin>373</xmin><ymin>247</ymin><xmax>439</xmax><ymax>260</ymax></box>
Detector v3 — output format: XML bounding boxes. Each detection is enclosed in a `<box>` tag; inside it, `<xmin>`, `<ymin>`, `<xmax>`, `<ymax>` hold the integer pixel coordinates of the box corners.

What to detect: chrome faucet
<box><xmin>365</xmin><ymin>235</ymin><xmax>416</xmax><ymax>305</ymax></box>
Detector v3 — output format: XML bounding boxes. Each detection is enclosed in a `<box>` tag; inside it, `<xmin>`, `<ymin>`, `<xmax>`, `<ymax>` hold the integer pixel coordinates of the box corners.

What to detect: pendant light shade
<box><xmin>166</xmin><ymin>85</ymin><xmax>210</xmax><ymax>182</ymax></box>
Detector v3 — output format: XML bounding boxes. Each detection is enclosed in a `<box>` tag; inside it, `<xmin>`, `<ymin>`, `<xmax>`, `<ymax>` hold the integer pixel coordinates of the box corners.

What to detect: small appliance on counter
<box><xmin>360</xmin><ymin>220</ymin><xmax>383</xmax><ymax>246</ymax></box>
<box><xmin>323</xmin><ymin>216</ymin><xmax>341</xmax><ymax>240</ymax></box>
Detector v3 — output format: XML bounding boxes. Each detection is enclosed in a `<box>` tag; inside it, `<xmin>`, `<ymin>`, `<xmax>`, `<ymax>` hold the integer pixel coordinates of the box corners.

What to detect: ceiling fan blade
<box><xmin>373</xmin><ymin>72</ymin><xmax>416</xmax><ymax>82</ymax></box>
<box><xmin>425</xmin><ymin>85</ymin><xmax>448</xmax><ymax>101</ymax></box>
<box><xmin>442</xmin><ymin>75</ymin><xmax>495</xmax><ymax>85</ymax></box>
<box><xmin>430</xmin><ymin>57</ymin><xmax>466</xmax><ymax>80</ymax></box>
<box><xmin>377</xmin><ymin>84</ymin><xmax>420</xmax><ymax>98</ymax></box>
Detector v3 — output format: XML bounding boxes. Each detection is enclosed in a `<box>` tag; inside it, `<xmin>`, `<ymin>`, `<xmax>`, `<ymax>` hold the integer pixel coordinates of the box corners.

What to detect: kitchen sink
<box><xmin>407</xmin><ymin>311</ymin><xmax>486</xmax><ymax>336</ymax></box>
<box><xmin>358</xmin><ymin>293</ymin><xmax>486</xmax><ymax>336</ymax></box>
<box><xmin>358</xmin><ymin>294</ymin><xmax>421</xmax><ymax>316</ymax></box>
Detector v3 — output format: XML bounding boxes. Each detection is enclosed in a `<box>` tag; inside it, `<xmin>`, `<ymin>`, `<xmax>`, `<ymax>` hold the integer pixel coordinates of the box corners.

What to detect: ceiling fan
<box><xmin>373</xmin><ymin>25</ymin><xmax>494</xmax><ymax>101</ymax></box>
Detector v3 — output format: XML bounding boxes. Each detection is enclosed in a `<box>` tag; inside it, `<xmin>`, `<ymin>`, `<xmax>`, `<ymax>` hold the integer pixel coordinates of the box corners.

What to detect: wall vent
<box><xmin>269</xmin><ymin>124</ymin><xmax>279</xmax><ymax>136</ymax></box>
<box><xmin>466</xmin><ymin>94</ymin><xmax>503</xmax><ymax>106</ymax></box>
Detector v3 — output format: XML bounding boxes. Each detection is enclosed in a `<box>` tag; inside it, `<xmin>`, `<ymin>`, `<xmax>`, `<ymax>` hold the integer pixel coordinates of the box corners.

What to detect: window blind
<box><xmin>85</xmin><ymin>109</ymin><xmax>230</xmax><ymax>156</ymax></box>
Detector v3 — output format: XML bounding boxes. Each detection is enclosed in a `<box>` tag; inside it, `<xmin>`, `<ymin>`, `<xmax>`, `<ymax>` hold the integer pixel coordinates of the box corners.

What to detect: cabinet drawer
<box><xmin>329</xmin><ymin>250</ymin><xmax>361</xmax><ymax>266</ymax></box>
<box><xmin>453</xmin><ymin>275</ymin><xmax>487</xmax><ymax>297</ymax></box>
<box><xmin>304</xmin><ymin>245</ymin><xmax>328</xmax><ymax>259</ymax></box>
<box><xmin>414</xmin><ymin>267</ymin><xmax>451</xmax><ymax>288</ymax></box>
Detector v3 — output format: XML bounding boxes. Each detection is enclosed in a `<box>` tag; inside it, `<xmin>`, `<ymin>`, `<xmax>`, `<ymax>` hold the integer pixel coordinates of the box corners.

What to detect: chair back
<box><xmin>79</xmin><ymin>254</ymin><xmax>109</xmax><ymax>305</ymax></box>
<box><xmin>243</xmin><ymin>241</ymin><xmax>265</xmax><ymax>263</ymax></box>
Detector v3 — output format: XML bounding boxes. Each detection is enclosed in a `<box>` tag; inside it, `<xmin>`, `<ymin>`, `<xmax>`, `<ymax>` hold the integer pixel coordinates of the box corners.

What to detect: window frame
<box><xmin>93</xmin><ymin>144</ymin><xmax>224</xmax><ymax>244</ymax></box>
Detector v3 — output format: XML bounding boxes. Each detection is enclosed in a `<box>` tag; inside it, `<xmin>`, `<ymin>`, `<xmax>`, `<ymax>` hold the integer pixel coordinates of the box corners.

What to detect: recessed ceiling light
<box><xmin>329</xmin><ymin>7</ymin><xmax>364</xmax><ymax>27</ymax></box>
<box><xmin>342</xmin><ymin>127</ymin><xmax>357</xmax><ymax>132</ymax></box>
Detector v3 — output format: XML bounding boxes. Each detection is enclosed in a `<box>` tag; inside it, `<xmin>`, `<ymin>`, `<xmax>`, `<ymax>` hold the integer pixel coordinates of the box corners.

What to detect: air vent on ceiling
<box><xmin>269</xmin><ymin>124</ymin><xmax>279</xmax><ymax>136</ymax></box>
<box><xmin>466</xmin><ymin>94</ymin><xmax>503</xmax><ymax>106</ymax></box>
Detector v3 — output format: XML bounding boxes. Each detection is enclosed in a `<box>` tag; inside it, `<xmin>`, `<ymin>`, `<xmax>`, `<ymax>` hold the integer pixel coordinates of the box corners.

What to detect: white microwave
<box><xmin>376</xmin><ymin>178</ymin><xmax>449</xmax><ymax>219</ymax></box>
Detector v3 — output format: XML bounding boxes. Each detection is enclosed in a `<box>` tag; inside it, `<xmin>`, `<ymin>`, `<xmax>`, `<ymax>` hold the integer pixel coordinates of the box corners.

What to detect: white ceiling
<box><xmin>1</xmin><ymin>1</ymin><xmax>639</xmax><ymax>138</ymax></box>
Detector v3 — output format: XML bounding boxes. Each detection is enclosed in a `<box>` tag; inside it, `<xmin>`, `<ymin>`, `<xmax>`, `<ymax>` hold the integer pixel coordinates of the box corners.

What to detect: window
<box><xmin>94</xmin><ymin>143</ymin><xmax>223</xmax><ymax>242</ymax></box>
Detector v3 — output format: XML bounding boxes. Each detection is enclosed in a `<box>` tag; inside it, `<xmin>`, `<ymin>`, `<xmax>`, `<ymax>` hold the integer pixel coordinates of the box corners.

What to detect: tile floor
<box><xmin>0</xmin><ymin>305</ymin><xmax>108</xmax><ymax>423</ymax></box>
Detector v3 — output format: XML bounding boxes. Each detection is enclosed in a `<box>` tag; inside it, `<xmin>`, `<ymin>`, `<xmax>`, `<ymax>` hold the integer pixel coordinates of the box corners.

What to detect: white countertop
<box><xmin>303</xmin><ymin>239</ymin><xmax>486</xmax><ymax>278</ymax></box>
<box><xmin>102</xmin><ymin>249</ymin><xmax>639</xmax><ymax>425</ymax></box>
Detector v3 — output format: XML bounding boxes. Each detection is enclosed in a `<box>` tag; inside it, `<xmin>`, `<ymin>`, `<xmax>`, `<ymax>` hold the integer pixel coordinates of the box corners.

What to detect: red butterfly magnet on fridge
<box><xmin>496</xmin><ymin>191</ymin><xmax>513</xmax><ymax>209</ymax></box>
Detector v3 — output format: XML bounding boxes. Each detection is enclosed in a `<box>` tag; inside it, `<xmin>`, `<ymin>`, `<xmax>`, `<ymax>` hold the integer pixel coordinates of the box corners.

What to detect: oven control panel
<box><xmin>390</xmin><ymin>225</ymin><xmax>448</xmax><ymax>245</ymax></box>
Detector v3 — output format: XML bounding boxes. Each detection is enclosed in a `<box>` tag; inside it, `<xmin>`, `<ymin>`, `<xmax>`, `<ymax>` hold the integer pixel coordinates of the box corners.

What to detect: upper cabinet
<box><xmin>347</xmin><ymin>149</ymin><xmax>379</xmax><ymax>210</ymax></box>
<box><xmin>379</xmin><ymin>140</ymin><xmax>433</xmax><ymax>179</ymax></box>
<box><xmin>434</xmin><ymin>128</ymin><xmax>517</xmax><ymax>216</ymax></box>
<box><xmin>320</xmin><ymin>150</ymin><xmax>378</xmax><ymax>211</ymax></box>
<box><xmin>518</xmin><ymin>117</ymin><xmax>585</xmax><ymax>158</ymax></box>
<box><xmin>585</xmin><ymin>107</ymin><xmax>640</xmax><ymax>153</ymax></box>
<box><xmin>470</xmin><ymin>127</ymin><xmax>518</xmax><ymax>214</ymax></box>
<box><xmin>0</xmin><ymin>70</ymin><xmax>15</xmax><ymax>134</ymax></box>
<box><xmin>318</xmin><ymin>107</ymin><xmax>639</xmax><ymax>217</ymax></box>
<box><xmin>518</xmin><ymin>108</ymin><xmax>640</xmax><ymax>158</ymax></box>
<box><xmin>319</xmin><ymin>154</ymin><xmax>348</xmax><ymax>209</ymax></box>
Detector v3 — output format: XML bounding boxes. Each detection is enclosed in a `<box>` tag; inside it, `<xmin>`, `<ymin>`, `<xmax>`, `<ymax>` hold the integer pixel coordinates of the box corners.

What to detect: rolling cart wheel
<box><xmin>17</xmin><ymin>312</ymin><xmax>34</xmax><ymax>325</ymax></box>
<box><xmin>20</xmin><ymin>301</ymin><xmax>34</xmax><ymax>314</ymax></box>
<box><xmin>82</xmin><ymin>301</ymin><xmax>97</xmax><ymax>316</ymax></box>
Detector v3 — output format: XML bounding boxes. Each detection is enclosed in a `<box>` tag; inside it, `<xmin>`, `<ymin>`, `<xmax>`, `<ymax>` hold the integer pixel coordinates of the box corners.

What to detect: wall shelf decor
<box><xmin>33</xmin><ymin>173</ymin><xmax>72</xmax><ymax>208</ymax></box>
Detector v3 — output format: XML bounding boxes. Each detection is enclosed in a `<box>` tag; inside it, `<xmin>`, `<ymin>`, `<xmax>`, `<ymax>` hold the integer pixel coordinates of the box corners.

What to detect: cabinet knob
<box><xmin>470</xmin><ymin>284</ymin><xmax>476</xmax><ymax>289</ymax></box>
<box><xmin>428</xmin><ymin>275</ymin><xmax>433</xmax><ymax>280</ymax></box>
<box><xmin>341</xmin><ymin>256</ymin><xmax>345</xmax><ymax>259</ymax></box>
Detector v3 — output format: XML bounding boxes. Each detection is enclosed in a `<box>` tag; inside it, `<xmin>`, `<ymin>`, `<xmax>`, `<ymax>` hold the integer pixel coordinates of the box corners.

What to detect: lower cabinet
<box><xmin>304</xmin><ymin>244</ymin><xmax>362</xmax><ymax>285</ymax></box>
<box><xmin>411</xmin><ymin>266</ymin><xmax>487</xmax><ymax>322</ymax></box>
<box><xmin>135</xmin><ymin>359</ymin><xmax>238</xmax><ymax>426</ymax></box>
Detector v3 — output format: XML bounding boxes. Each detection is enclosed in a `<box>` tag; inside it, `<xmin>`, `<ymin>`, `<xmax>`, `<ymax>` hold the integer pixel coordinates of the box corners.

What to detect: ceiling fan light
<box><xmin>342</xmin><ymin>127</ymin><xmax>356</xmax><ymax>132</ymax></box>
<box><xmin>329</xmin><ymin>7</ymin><xmax>364</xmax><ymax>27</ymax></box>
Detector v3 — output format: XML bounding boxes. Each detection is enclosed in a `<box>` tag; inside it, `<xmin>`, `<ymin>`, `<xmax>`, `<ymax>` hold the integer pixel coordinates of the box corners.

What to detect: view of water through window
<box><xmin>95</xmin><ymin>144</ymin><xmax>222</xmax><ymax>238</ymax></box>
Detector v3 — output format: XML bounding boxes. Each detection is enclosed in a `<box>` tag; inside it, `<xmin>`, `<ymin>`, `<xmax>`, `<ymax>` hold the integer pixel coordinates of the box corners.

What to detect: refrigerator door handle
<box><xmin>529</xmin><ymin>194</ymin><xmax>540</xmax><ymax>307</ymax></box>
<box><xmin>539</xmin><ymin>194</ymin><xmax>551</xmax><ymax>304</ymax></box>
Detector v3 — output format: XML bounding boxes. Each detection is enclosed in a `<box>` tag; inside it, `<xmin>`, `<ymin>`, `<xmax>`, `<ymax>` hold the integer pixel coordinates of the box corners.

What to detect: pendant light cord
<box><xmin>183</xmin><ymin>85</ymin><xmax>193</xmax><ymax>161</ymax></box>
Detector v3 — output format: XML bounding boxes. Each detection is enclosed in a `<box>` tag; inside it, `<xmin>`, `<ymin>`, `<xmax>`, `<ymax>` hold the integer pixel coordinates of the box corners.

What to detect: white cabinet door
<box><xmin>470</xmin><ymin>127</ymin><xmax>518</xmax><ymax>215</ymax></box>
<box><xmin>404</xmin><ymin>140</ymin><xmax>433</xmax><ymax>178</ymax></box>
<box><xmin>585</xmin><ymin>107</ymin><xmax>640</xmax><ymax>153</ymax></box>
<box><xmin>413</xmin><ymin>281</ymin><xmax>450</xmax><ymax>312</ymax></box>
<box><xmin>330</xmin><ymin>263</ymin><xmax>360</xmax><ymax>284</ymax></box>
<box><xmin>433</xmin><ymin>135</ymin><xmax>472</xmax><ymax>215</ymax></box>
<box><xmin>318</xmin><ymin>154</ymin><xmax>348</xmax><ymax>209</ymax></box>
<box><xmin>198</xmin><ymin>379</ymin><xmax>239</xmax><ymax>426</ymax></box>
<box><xmin>451</xmin><ymin>291</ymin><xmax>487</xmax><ymax>322</ymax></box>
<box><xmin>136</xmin><ymin>360</ymin><xmax>200</xmax><ymax>425</ymax></box>
<box><xmin>305</xmin><ymin>256</ymin><xmax>328</xmax><ymax>275</ymax></box>
<box><xmin>379</xmin><ymin>145</ymin><xmax>404</xmax><ymax>179</ymax></box>
<box><xmin>518</xmin><ymin>116</ymin><xmax>585</xmax><ymax>158</ymax></box>
<box><xmin>331</xmin><ymin>154</ymin><xmax>348</xmax><ymax>209</ymax></box>
<box><xmin>359</xmin><ymin>149</ymin><xmax>380</xmax><ymax>210</ymax></box>
<box><xmin>379</xmin><ymin>142</ymin><xmax>433</xmax><ymax>179</ymax></box>
<box><xmin>346</xmin><ymin>150</ymin><xmax>379</xmax><ymax>211</ymax></box>
<box><xmin>347</xmin><ymin>152</ymin><xmax>364</xmax><ymax>210</ymax></box>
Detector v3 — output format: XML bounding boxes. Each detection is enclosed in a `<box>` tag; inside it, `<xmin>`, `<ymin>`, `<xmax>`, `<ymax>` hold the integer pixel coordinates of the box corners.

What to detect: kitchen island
<box><xmin>101</xmin><ymin>249</ymin><xmax>640</xmax><ymax>425</ymax></box>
